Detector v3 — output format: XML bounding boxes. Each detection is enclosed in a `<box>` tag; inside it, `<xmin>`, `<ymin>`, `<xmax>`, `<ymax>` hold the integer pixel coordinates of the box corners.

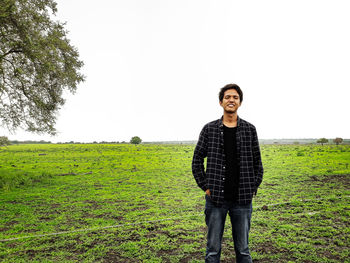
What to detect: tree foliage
<box><xmin>333</xmin><ymin>137</ymin><xmax>343</xmax><ymax>145</ymax></box>
<box><xmin>0</xmin><ymin>0</ymin><xmax>84</xmax><ymax>134</ymax></box>
<box><xmin>0</xmin><ymin>136</ymin><xmax>10</xmax><ymax>147</ymax></box>
<box><xmin>317</xmin><ymin>138</ymin><xmax>328</xmax><ymax>146</ymax></box>
<box><xmin>130</xmin><ymin>136</ymin><xmax>142</xmax><ymax>145</ymax></box>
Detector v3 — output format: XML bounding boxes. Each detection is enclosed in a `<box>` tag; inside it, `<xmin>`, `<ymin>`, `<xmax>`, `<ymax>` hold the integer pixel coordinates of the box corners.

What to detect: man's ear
<box><xmin>219</xmin><ymin>100</ymin><xmax>223</xmax><ymax>107</ymax></box>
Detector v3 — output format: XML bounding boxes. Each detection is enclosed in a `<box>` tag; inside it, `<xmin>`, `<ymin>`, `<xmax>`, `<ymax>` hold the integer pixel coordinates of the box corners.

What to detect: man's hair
<box><xmin>219</xmin><ymin>83</ymin><xmax>243</xmax><ymax>103</ymax></box>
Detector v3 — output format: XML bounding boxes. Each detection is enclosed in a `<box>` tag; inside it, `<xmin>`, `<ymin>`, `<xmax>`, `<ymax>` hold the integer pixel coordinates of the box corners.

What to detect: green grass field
<box><xmin>0</xmin><ymin>144</ymin><xmax>349</xmax><ymax>262</ymax></box>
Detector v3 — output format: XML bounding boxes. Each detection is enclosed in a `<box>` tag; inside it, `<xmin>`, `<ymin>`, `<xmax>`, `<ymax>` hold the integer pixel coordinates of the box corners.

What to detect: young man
<box><xmin>192</xmin><ymin>84</ymin><xmax>263</xmax><ymax>263</ymax></box>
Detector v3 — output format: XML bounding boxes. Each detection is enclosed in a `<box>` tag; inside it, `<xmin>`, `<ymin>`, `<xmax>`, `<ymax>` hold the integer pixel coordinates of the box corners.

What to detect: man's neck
<box><xmin>222</xmin><ymin>112</ymin><xmax>238</xmax><ymax>127</ymax></box>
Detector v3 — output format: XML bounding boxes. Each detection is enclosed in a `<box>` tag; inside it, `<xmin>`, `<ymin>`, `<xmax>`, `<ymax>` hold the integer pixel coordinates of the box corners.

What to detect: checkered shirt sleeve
<box><xmin>192</xmin><ymin>124</ymin><xmax>209</xmax><ymax>192</ymax></box>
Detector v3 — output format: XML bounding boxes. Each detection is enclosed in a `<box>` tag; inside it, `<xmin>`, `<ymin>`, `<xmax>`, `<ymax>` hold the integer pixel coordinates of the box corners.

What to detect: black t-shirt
<box><xmin>223</xmin><ymin>125</ymin><xmax>239</xmax><ymax>201</ymax></box>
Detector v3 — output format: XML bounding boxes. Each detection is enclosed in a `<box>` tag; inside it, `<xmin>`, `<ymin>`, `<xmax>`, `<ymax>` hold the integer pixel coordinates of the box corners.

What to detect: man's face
<box><xmin>219</xmin><ymin>89</ymin><xmax>241</xmax><ymax>114</ymax></box>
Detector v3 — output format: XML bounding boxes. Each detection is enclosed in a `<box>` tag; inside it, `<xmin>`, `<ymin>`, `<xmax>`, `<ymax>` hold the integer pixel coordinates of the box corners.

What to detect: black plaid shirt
<box><xmin>192</xmin><ymin>116</ymin><xmax>263</xmax><ymax>206</ymax></box>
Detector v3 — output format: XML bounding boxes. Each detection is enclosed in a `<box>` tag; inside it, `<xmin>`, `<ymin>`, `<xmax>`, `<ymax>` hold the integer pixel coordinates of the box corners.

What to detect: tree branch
<box><xmin>0</xmin><ymin>48</ymin><xmax>23</xmax><ymax>61</ymax></box>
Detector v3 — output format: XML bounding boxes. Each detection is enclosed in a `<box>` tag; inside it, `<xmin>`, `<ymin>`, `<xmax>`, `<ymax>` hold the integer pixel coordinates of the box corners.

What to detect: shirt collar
<box><xmin>218</xmin><ymin>115</ymin><xmax>240</xmax><ymax>128</ymax></box>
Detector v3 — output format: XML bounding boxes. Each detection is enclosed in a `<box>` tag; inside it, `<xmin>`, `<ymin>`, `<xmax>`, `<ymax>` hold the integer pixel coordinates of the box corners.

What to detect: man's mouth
<box><xmin>227</xmin><ymin>104</ymin><xmax>235</xmax><ymax>107</ymax></box>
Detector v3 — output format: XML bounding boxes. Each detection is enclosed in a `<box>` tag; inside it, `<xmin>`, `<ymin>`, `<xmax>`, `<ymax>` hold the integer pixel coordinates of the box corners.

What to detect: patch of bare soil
<box><xmin>307</xmin><ymin>174</ymin><xmax>350</xmax><ymax>188</ymax></box>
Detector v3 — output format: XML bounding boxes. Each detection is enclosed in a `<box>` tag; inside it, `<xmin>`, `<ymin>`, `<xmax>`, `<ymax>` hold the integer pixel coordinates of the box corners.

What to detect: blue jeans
<box><xmin>205</xmin><ymin>195</ymin><xmax>253</xmax><ymax>263</ymax></box>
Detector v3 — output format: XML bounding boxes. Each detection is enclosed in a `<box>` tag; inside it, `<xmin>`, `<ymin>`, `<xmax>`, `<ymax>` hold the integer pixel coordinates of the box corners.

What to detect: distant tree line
<box><xmin>5</xmin><ymin>140</ymin><xmax>137</xmax><ymax>145</ymax></box>
<box><xmin>317</xmin><ymin>137</ymin><xmax>344</xmax><ymax>146</ymax></box>
<box><xmin>10</xmin><ymin>140</ymin><xmax>52</xmax><ymax>144</ymax></box>
<box><xmin>56</xmin><ymin>141</ymin><xmax>127</xmax><ymax>144</ymax></box>
<box><xmin>255</xmin><ymin>138</ymin><xmax>349</xmax><ymax>145</ymax></box>
<box><xmin>1</xmin><ymin>136</ymin><xmax>348</xmax><ymax>146</ymax></box>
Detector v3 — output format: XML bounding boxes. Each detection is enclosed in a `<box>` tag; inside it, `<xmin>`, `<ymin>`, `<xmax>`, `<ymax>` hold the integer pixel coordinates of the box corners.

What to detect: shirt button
<box><xmin>223</xmin><ymin>177</ymin><xmax>225</xmax><ymax>180</ymax></box>
<box><xmin>223</xmin><ymin>166</ymin><xmax>225</xmax><ymax>169</ymax></box>
<box><xmin>222</xmin><ymin>190</ymin><xmax>224</xmax><ymax>192</ymax></box>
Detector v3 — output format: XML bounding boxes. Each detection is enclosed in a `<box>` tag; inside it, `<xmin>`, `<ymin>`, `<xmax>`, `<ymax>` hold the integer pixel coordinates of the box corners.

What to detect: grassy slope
<box><xmin>0</xmin><ymin>144</ymin><xmax>349</xmax><ymax>262</ymax></box>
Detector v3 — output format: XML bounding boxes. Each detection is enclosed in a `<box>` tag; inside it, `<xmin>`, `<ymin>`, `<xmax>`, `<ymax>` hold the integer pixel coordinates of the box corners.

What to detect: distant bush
<box><xmin>130</xmin><ymin>136</ymin><xmax>142</xmax><ymax>145</ymax></box>
<box><xmin>0</xmin><ymin>136</ymin><xmax>11</xmax><ymax>147</ymax></box>
<box><xmin>333</xmin><ymin>138</ymin><xmax>343</xmax><ymax>145</ymax></box>
<box><xmin>317</xmin><ymin>138</ymin><xmax>328</xmax><ymax>146</ymax></box>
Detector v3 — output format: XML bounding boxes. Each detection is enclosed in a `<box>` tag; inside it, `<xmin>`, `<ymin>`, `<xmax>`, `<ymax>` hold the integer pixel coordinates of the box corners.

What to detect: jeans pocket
<box><xmin>205</xmin><ymin>194</ymin><xmax>215</xmax><ymax>210</ymax></box>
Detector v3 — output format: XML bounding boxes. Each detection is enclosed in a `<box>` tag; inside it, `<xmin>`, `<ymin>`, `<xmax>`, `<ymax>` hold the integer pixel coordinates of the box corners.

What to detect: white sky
<box><xmin>2</xmin><ymin>0</ymin><xmax>350</xmax><ymax>142</ymax></box>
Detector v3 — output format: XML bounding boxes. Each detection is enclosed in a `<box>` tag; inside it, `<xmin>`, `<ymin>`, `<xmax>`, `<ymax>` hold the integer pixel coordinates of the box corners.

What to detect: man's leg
<box><xmin>205</xmin><ymin>195</ymin><xmax>228</xmax><ymax>263</ymax></box>
<box><xmin>229</xmin><ymin>202</ymin><xmax>253</xmax><ymax>263</ymax></box>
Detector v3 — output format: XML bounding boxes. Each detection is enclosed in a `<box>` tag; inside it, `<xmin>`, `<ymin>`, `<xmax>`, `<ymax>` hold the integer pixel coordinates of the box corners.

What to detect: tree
<box><xmin>0</xmin><ymin>0</ymin><xmax>84</xmax><ymax>135</ymax></box>
<box><xmin>130</xmin><ymin>136</ymin><xmax>142</xmax><ymax>145</ymax></box>
<box><xmin>333</xmin><ymin>137</ymin><xmax>343</xmax><ymax>145</ymax></box>
<box><xmin>317</xmin><ymin>138</ymin><xmax>328</xmax><ymax>146</ymax></box>
<box><xmin>0</xmin><ymin>136</ymin><xmax>11</xmax><ymax>147</ymax></box>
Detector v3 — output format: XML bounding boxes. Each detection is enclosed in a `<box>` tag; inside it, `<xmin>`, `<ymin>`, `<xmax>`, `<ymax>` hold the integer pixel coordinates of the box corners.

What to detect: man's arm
<box><xmin>252</xmin><ymin>126</ymin><xmax>263</xmax><ymax>193</ymax></box>
<box><xmin>192</xmin><ymin>125</ymin><xmax>208</xmax><ymax>192</ymax></box>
